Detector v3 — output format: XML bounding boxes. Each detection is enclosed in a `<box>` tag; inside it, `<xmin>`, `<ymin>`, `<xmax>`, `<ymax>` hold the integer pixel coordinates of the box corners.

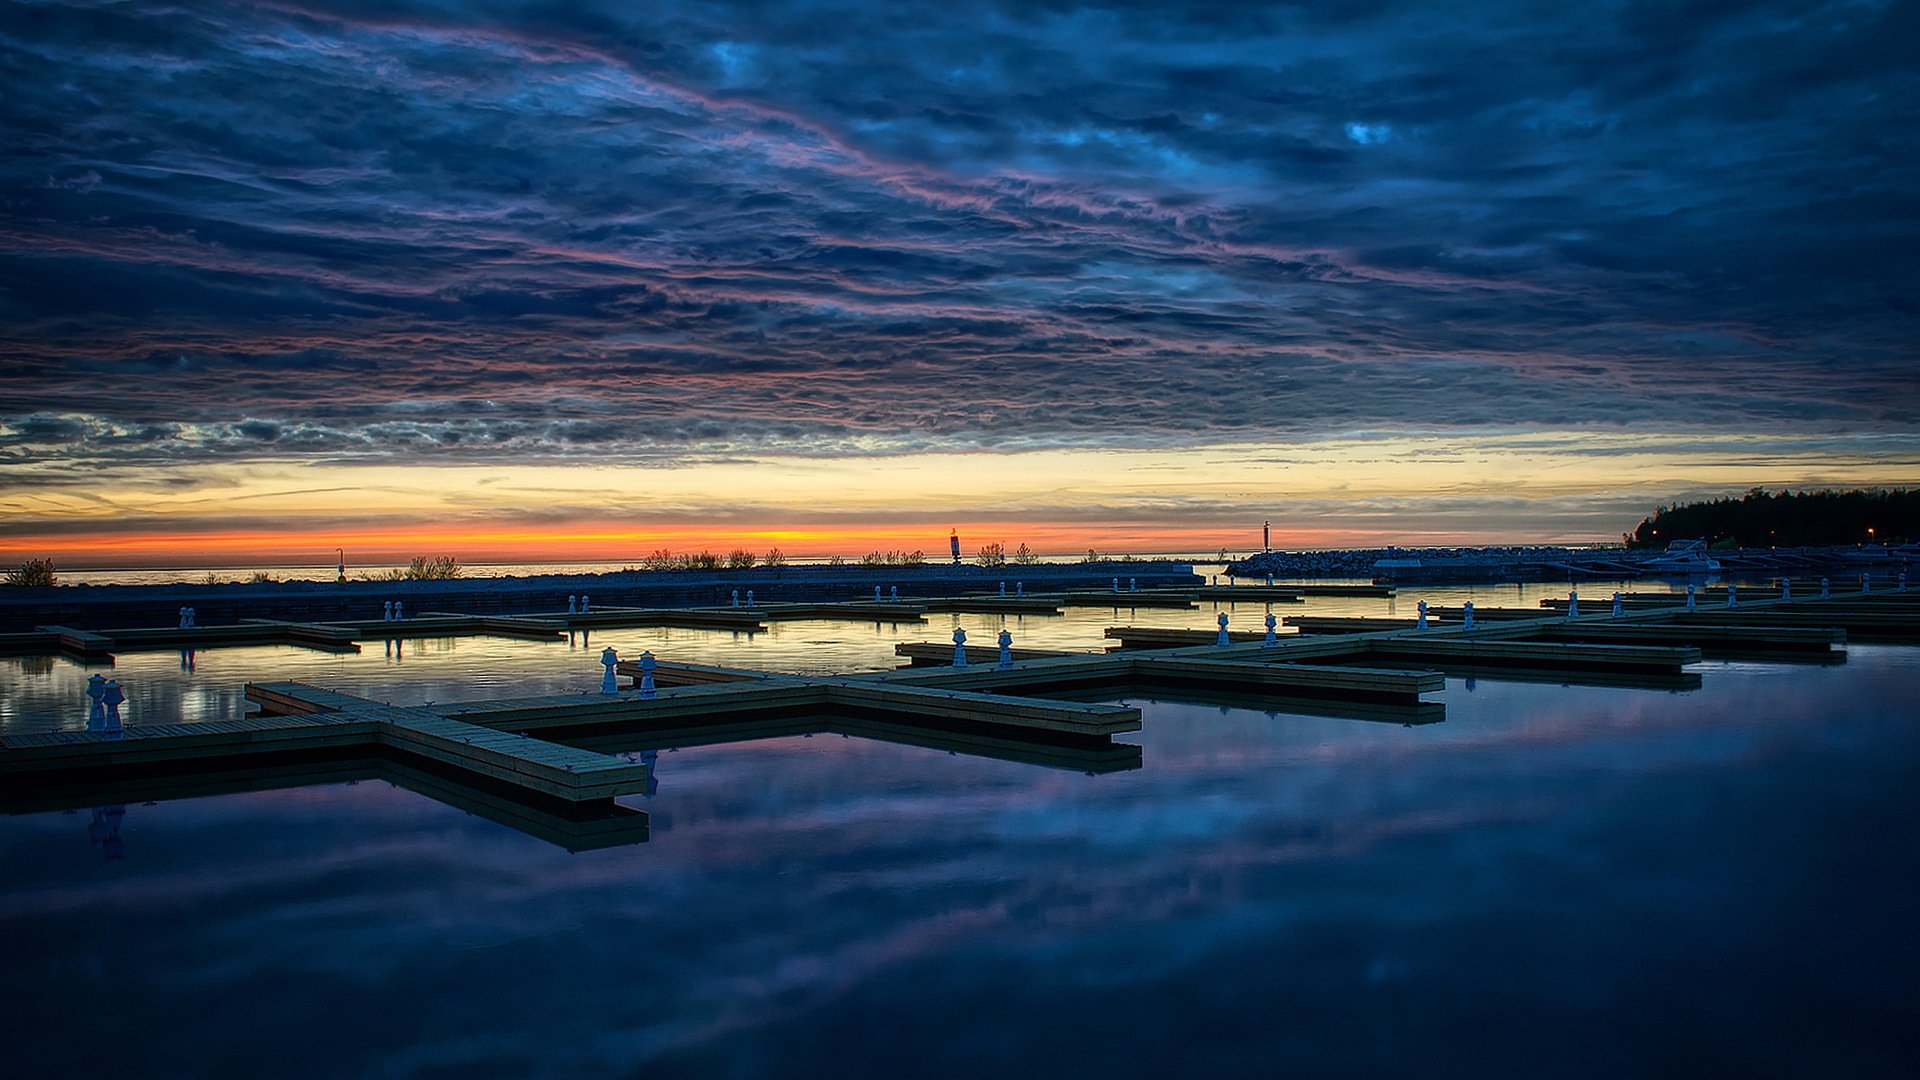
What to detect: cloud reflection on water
<box><xmin>5</xmin><ymin>648</ymin><xmax>1918</xmax><ymax>1075</ymax></box>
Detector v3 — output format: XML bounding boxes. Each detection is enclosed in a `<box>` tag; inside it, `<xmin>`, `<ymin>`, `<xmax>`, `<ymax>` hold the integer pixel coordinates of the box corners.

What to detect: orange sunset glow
<box><xmin>5</xmin><ymin>434</ymin><xmax>1914</xmax><ymax>569</ymax></box>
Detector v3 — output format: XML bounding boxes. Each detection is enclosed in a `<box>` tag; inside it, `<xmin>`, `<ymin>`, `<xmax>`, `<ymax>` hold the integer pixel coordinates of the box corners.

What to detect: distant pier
<box><xmin>5</xmin><ymin>584</ymin><xmax>1908</xmax><ymax>851</ymax></box>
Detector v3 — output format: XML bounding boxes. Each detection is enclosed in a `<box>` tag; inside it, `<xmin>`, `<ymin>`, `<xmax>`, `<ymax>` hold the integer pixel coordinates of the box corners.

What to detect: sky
<box><xmin>1</xmin><ymin>0</ymin><xmax>1916</xmax><ymax>565</ymax></box>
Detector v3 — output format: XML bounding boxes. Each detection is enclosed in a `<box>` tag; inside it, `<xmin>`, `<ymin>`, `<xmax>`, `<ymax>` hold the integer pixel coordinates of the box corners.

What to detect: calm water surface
<box><xmin>4</xmin><ymin>582</ymin><xmax>1915</xmax><ymax>1078</ymax></box>
<box><xmin>2</xmin><ymin>579</ymin><xmax>1642</xmax><ymax>733</ymax></box>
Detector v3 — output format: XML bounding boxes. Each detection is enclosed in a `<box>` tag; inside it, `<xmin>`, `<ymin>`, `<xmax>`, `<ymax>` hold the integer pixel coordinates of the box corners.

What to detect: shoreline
<box><xmin>0</xmin><ymin>559</ymin><xmax>1201</xmax><ymax>634</ymax></box>
<box><xmin>1228</xmin><ymin>543</ymin><xmax>1916</xmax><ymax>584</ymax></box>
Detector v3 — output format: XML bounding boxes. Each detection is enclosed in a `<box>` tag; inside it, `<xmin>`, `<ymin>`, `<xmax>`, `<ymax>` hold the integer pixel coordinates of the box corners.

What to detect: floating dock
<box><xmin>6</xmin><ymin>586</ymin><xmax>1912</xmax><ymax>852</ymax></box>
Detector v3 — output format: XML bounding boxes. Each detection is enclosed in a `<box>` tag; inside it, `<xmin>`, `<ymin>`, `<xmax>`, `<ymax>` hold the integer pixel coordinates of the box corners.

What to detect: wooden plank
<box><xmin>1103</xmin><ymin>683</ymin><xmax>1446</xmax><ymax>726</ymax></box>
<box><xmin>616</xmin><ymin>658</ymin><xmax>783</xmax><ymax>685</ymax></box>
<box><xmin>893</xmin><ymin>642</ymin><xmax>1080</xmax><ymax>666</ymax></box>
<box><xmin>1104</xmin><ymin>626</ymin><xmax>1273</xmax><ymax>649</ymax></box>
<box><xmin>368</xmin><ymin>709</ymin><xmax>650</xmax><ymax>801</ymax></box>
<box><xmin>871</xmin><ymin>651</ymin><xmax>1140</xmax><ymax>692</ymax></box>
<box><xmin>245</xmin><ymin>681</ymin><xmax>385</xmax><ymax>714</ymax></box>
<box><xmin>1366</xmin><ymin>638</ymin><xmax>1701</xmax><ymax>672</ymax></box>
<box><xmin>919</xmin><ymin>597</ymin><xmax>1065</xmax><ymax>615</ymax></box>
<box><xmin>1130</xmin><ymin>656</ymin><xmax>1443</xmax><ymax>701</ymax></box>
<box><xmin>0</xmin><ymin>714</ymin><xmax>381</xmax><ymax>773</ymax></box>
<box><xmin>1194</xmin><ymin>585</ymin><xmax>1306</xmax><ymax>602</ymax></box>
<box><xmin>443</xmin><ymin>681</ymin><xmax>834</xmax><ymax>730</ymax></box>
<box><xmin>1284</xmin><ymin>616</ymin><xmax>1424</xmax><ymax>634</ymax></box>
<box><xmin>1047</xmin><ymin>591</ymin><xmax>1202</xmax><ymax>609</ymax></box>
<box><xmin>0</xmin><ymin>630</ymin><xmax>80</xmax><ymax>656</ymax></box>
<box><xmin>1535</xmin><ymin>623</ymin><xmax>1844</xmax><ymax>653</ymax></box>
<box><xmin>560</xmin><ymin>608</ymin><xmax>766</xmax><ymax>630</ymax></box>
<box><xmin>1415</xmin><ymin>607</ymin><xmax>1567</xmax><ymax>622</ymax></box>
<box><xmin>239</xmin><ymin>618</ymin><xmax>361</xmax><ymax>643</ymax></box>
<box><xmin>1158</xmin><ymin>636</ymin><xmax>1377</xmax><ymax>663</ymax></box>
<box><xmin>752</xmin><ymin>602</ymin><xmax>930</xmax><ymax>622</ymax></box>
<box><xmin>416</xmin><ymin>612</ymin><xmax>567</xmax><ymax>640</ymax></box>
<box><xmin>33</xmin><ymin>625</ymin><xmax>116</xmax><ymax>659</ymax></box>
<box><xmin>825</xmin><ymin>682</ymin><xmax>1141</xmax><ymax>736</ymax></box>
<box><xmin>1209</xmin><ymin>582</ymin><xmax>1393</xmax><ymax>597</ymax></box>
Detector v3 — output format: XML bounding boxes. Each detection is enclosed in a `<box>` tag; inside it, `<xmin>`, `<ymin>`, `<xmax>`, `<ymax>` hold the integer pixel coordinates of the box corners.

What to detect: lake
<box><xmin>3</xmin><ymin>580</ymin><xmax>1915</xmax><ymax>1077</ymax></box>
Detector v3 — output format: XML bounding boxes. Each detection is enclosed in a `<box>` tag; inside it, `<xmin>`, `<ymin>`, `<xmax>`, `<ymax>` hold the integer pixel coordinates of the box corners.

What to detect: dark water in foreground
<box><xmin>5</xmin><ymin>646</ymin><xmax>1918</xmax><ymax>1078</ymax></box>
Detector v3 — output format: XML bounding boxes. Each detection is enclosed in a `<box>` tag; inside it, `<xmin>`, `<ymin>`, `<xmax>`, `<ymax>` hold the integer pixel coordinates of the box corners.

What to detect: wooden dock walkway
<box><xmin>7</xmin><ymin>584</ymin><xmax>1910</xmax><ymax>853</ymax></box>
<box><xmin>894</xmin><ymin>642</ymin><xmax>1081</xmax><ymax>666</ymax></box>
<box><xmin>1195</xmin><ymin>586</ymin><xmax>1306</xmax><ymax>602</ymax></box>
<box><xmin>1048</xmin><ymin>590</ymin><xmax>1203</xmax><ymax>609</ymax></box>
<box><xmin>1285</xmin><ymin>614</ymin><xmax>1845</xmax><ymax>659</ymax></box>
<box><xmin>1208</xmin><ymin>583</ymin><xmax>1394</xmax><ymax>597</ymax></box>
<box><xmin>0</xmin><ymin>596</ymin><xmax>968</xmax><ymax>662</ymax></box>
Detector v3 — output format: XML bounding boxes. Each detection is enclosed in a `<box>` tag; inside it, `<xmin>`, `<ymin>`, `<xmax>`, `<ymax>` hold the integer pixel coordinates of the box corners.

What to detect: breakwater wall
<box><xmin>1228</xmin><ymin>545</ymin><xmax>1915</xmax><ymax>584</ymax></box>
<box><xmin>0</xmin><ymin>562</ymin><xmax>1198</xmax><ymax>633</ymax></box>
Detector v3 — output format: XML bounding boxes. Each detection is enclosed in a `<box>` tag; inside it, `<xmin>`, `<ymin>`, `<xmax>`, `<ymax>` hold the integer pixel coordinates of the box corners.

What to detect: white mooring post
<box><xmin>568</xmin><ymin>595</ymin><xmax>578</xmax><ymax>614</ymax></box>
<box><xmin>101</xmin><ymin>679</ymin><xmax>124</xmax><ymax>732</ymax></box>
<box><xmin>383</xmin><ymin>601</ymin><xmax>393</xmax><ymax>621</ymax></box>
<box><xmin>1266</xmin><ymin>573</ymin><xmax>1274</xmax><ymax>586</ymax></box>
<box><xmin>952</xmin><ymin>627</ymin><xmax>968</xmax><ymax>667</ymax></box>
<box><xmin>600</xmin><ymin>647</ymin><xmax>619</xmax><ymax>694</ymax></box>
<box><xmin>1567</xmin><ymin>589</ymin><xmax>1579</xmax><ymax>617</ymax></box>
<box><xmin>731</xmin><ymin>589</ymin><xmax>740</xmax><ymax>608</ymax></box>
<box><xmin>874</xmin><ymin>586</ymin><xmax>883</xmax><ymax>602</ymax></box>
<box><xmin>890</xmin><ymin>586</ymin><xmax>898</xmax><ymax>602</ymax></box>
<box><xmin>186</xmin><ymin>607</ymin><xmax>197</xmax><ymax>628</ymax></box>
<box><xmin>745</xmin><ymin>590</ymin><xmax>754</xmax><ymax>607</ymax></box>
<box><xmin>1462</xmin><ymin>601</ymin><xmax>1476</xmax><ymax>630</ymax></box>
<box><xmin>1900</xmin><ymin>571</ymin><xmax>1908</xmax><ymax>593</ymax></box>
<box><xmin>998</xmin><ymin>629</ymin><xmax>1013</xmax><ymax>669</ymax></box>
<box><xmin>638</xmin><ymin>651</ymin><xmax>657</xmax><ymax>699</ymax></box>
<box><xmin>1820</xmin><ymin>577</ymin><xmax>1830</xmax><ymax>599</ymax></box>
<box><xmin>999</xmin><ymin>582</ymin><xmax>1006</xmax><ymax>597</ymax></box>
<box><xmin>87</xmin><ymin>673</ymin><xmax>107</xmax><ymax>725</ymax></box>
<box><xmin>1264</xmin><ymin>612</ymin><xmax>1278</xmax><ymax>646</ymax></box>
<box><xmin>1861</xmin><ymin>573</ymin><xmax>1870</xmax><ymax>593</ymax></box>
<box><xmin>581</xmin><ymin>595</ymin><xmax>591</xmax><ymax>614</ymax></box>
<box><xmin>1015</xmin><ymin>582</ymin><xmax>1024</xmax><ymax>597</ymax></box>
<box><xmin>1416</xmin><ymin>600</ymin><xmax>1428</xmax><ymax>629</ymax></box>
<box><xmin>1782</xmin><ymin>579</ymin><xmax>1792</xmax><ymax>600</ymax></box>
<box><xmin>392</xmin><ymin>601</ymin><xmax>402</xmax><ymax>620</ymax></box>
<box><xmin>1612</xmin><ymin>592</ymin><xmax>1624</xmax><ymax>618</ymax></box>
<box><xmin>1113</xmin><ymin>577</ymin><xmax>1121</xmax><ymax>593</ymax></box>
<box><xmin>1129</xmin><ymin>578</ymin><xmax>1137</xmax><ymax>592</ymax></box>
<box><xmin>1726</xmin><ymin>584</ymin><xmax>1737</xmax><ymax>609</ymax></box>
<box><xmin>1215</xmin><ymin>612</ymin><xmax>1230</xmax><ymax>646</ymax></box>
<box><xmin>179</xmin><ymin>606</ymin><xmax>190</xmax><ymax>629</ymax></box>
<box><xmin>1686</xmin><ymin>584</ymin><xmax>1697</xmax><ymax>611</ymax></box>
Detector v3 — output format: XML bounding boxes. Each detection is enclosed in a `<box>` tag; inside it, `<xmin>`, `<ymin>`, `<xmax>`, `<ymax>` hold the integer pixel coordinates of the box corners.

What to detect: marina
<box><xmin>7</xmin><ymin>575</ymin><xmax>1910</xmax><ymax>855</ymax></box>
<box><xmin>7</xmin><ymin>572</ymin><xmax>1916</xmax><ymax>1076</ymax></box>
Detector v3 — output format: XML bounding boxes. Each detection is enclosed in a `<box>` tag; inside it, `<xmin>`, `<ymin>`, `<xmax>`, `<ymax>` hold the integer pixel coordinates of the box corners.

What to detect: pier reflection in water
<box><xmin>4</xmin><ymin>648</ymin><xmax>1916</xmax><ymax>1077</ymax></box>
<box><xmin>1</xmin><ymin>579</ymin><xmax>1653</xmax><ymax>736</ymax></box>
<box><xmin>5</xmin><ymin>580</ymin><xmax>1917</xmax><ymax>1076</ymax></box>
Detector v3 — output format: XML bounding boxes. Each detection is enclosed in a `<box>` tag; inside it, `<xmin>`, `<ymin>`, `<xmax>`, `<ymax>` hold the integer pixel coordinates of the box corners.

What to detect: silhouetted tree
<box><xmin>1626</xmin><ymin>488</ymin><xmax>1917</xmax><ymax>548</ymax></box>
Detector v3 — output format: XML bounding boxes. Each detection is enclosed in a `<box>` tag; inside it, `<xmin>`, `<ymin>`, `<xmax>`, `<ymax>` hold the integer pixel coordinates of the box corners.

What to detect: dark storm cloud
<box><xmin>0</xmin><ymin>0</ymin><xmax>1914</xmax><ymax>466</ymax></box>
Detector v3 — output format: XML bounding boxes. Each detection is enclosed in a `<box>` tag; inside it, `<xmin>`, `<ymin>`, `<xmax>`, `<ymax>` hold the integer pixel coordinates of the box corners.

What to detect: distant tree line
<box><xmin>1626</xmin><ymin>488</ymin><xmax>1917</xmax><ymax>549</ymax></box>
